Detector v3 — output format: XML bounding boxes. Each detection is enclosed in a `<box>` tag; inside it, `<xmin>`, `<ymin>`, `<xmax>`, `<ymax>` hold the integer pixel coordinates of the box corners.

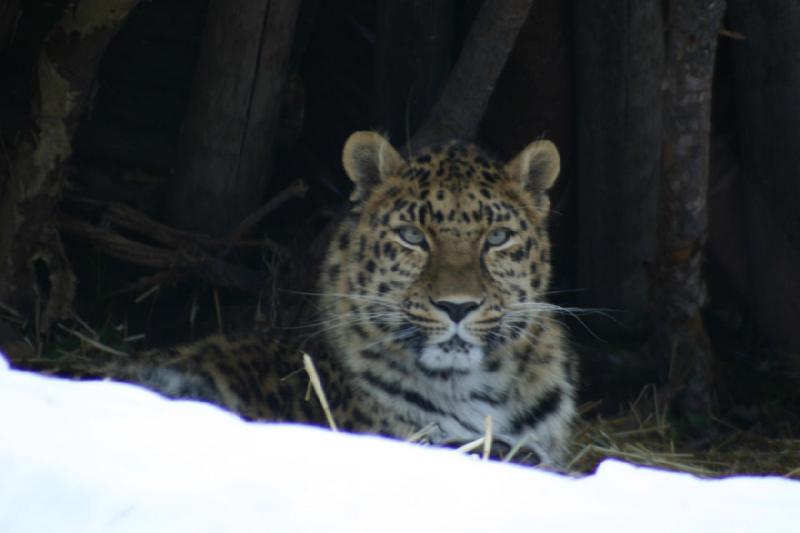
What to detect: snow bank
<box><xmin>1</xmin><ymin>353</ymin><xmax>798</xmax><ymax>533</ymax></box>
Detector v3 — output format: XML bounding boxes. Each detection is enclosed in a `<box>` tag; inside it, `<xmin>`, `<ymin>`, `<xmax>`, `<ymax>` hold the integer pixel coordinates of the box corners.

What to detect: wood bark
<box><xmin>373</xmin><ymin>0</ymin><xmax>455</xmax><ymax>146</ymax></box>
<box><xmin>0</xmin><ymin>0</ymin><xmax>21</xmax><ymax>53</ymax></box>
<box><xmin>409</xmin><ymin>0</ymin><xmax>536</xmax><ymax>149</ymax></box>
<box><xmin>655</xmin><ymin>0</ymin><xmax>726</xmax><ymax>415</ymax></box>
<box><xmin>726</xmin><ymin>1</ymin><xmax>800</xmax><ymax>369</ymax></box>
<box><xmin>168</xmin><ymin>0</ymin><xmax>300</xmax><ymax>236</ymax></box>
<box><xmin>74</xmin><ymin>119</ymin><xmax>177</xmax><ymax>172</ymax></box>
<box><xmin>0</xmin><ymin>0</ymin><xmax>139</xmax><ymax>333</ymax></box>
<box><xmin>573</xmin><ymin>1</ymin><xmax>664</xmax><ymax>335</ymax></box>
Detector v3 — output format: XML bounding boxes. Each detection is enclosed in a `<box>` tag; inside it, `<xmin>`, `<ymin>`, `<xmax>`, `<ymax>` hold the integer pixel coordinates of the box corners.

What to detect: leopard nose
<box><xmin>431</xmin><ymin>299</ymin><xmax>480</xmax><ymax>323</ymax></box>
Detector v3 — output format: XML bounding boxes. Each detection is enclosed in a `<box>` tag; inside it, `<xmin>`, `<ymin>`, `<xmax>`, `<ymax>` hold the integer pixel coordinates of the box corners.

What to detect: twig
<box><xmin>455</xmin><ymin>437</ymin><xmax>485</xmax><ymax>454</ymax></box>
<box><xmin>57</xmin><ymin>324</ymin><xmax>128</xmax><ymax>357</ymax></box>
<box><xmin>303</xmin><ymin>352</ymin><xmax>338</xmax><ymax>431</ymax></box>
<box><xmin>564</xmin><ymin>444</ymin><xmax>593</xmax><ymax>472</ymax></box>
<box><xmin>406</xmin><ymin>422</ymin><xmax>439</xmax><ymax>444</ymax></box>
<box><xmin>226</xmin><ymin>179</ymin><xmax>308</xmax><ymax>245</ymax></box>
<box><xmin>70</xmin><ymin>312</ymin><xmax>97</xmax><ymax>338</ymax></box>
<box><xmin>133</xmin><ymin>282</ymin><xmax>162</xmax><ymax>303</ymax></box>
<box><xmin>784</xmin><ymin>467</ymin><xmax>800</xmax><ymax>479</ymax></box>
<box><xmin>0</xmin><ymin>301</ymin><xmax>22</xmax><ymax>318</ymax></box>
<box><xmin>503</xmin><ymin>434</ymin><xmax>531</xmax><ymax>463</ymax></box>
<box><xmin>34</xmin><ymin>293</ymin><xmax>41</xmax><ymax>357</ymax></box>
<box><xmin>482</xmin><ymin>415</ymin><xmax>493</xmax><ymax>460</ymax></box>
<box><xmin>60</xmin><ymin>215</ymin><xmax>267</xmax><ymax>292</ymax></box>
<box><xmin>67</xmin><ymin>195</ymin><xmax>288</xmax><ymax>255</ymax></box>
<box><xmin>279</xmin><ymin>365</ymin><xmax>305</xmax><ymax>382</ymax></box>
<box><xmin>719</xmin><ymin>28</ymin><xmax>746</xmax><ymax>40</ymax></box>
<box><xmin>212</xmin><ymin>288</ymin><xmax>223</xmax><ymax>334</ymax></box>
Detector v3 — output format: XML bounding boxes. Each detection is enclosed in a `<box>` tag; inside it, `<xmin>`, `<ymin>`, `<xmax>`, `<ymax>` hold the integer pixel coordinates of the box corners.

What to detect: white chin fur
<box><xmin>418</xmin><ymin>344</ymin><xmax>483</xmax><ymax>371</ymax></box>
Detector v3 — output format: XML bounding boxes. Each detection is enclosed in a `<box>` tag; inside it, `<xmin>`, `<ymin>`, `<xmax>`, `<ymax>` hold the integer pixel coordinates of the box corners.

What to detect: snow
<box><xmin>1</xmin><ymin>352</ymin><xmax>798</xmax><ymax>533</ymax></box>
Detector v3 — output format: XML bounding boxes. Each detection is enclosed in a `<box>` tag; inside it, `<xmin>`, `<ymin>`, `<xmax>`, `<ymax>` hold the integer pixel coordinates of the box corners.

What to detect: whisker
<box><xmin>279</xmin><ymin>289</ymin><xmax>401</xmax><ymax>306</ymax></box>
<box><xmin>356</xmin><ymin>326</ymin><xmax>419</xmax><ymax>352</ymax></box>
<box><xmin>539</xmin><ymin>287</ymin><xmax>589</xmax><ymax>297</ymax></box>
<box><xmin>502</xmin><ymin>202</ymin><xmax>565</xmax><ymax>218</ymax></box>
<box><xmin>283</xmin><ymin>311</ymin><xmax>409</xmax><ymax>344</ymax></box>
<box><xmin>309</xmin><ymin>314</ymin><xmax>405</xmax><ymax>333</ymax></box>
<box><xmin>503</xmin><ymin>323</ymin><xmax>543</xmax><ymax>345</ymax></box>
<box><xmin>280</xmin><ymin>296</ymin><xmax>405</xmax><ymax>329</ymax></box>
<box><xmin>508</xmin><ymin>301</ymin><xmax>620</xmax><ymax>319</ymax></box>
<box><xmin>505</xmin><ymin>302</ymin><xmax>614</xmax><ymax>341</ymax></box>
<box><xmin>279</xmin><ymin>309</ymin><xmax>406</xmax><ymax>330</ymax></box>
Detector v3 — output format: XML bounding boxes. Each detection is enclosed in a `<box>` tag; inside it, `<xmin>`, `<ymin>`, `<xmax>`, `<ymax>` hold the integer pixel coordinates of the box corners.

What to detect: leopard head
<box><xmin>321</xmin><ymin>132</ymin><xmax>561</xmax><ymax>379</ymax></box>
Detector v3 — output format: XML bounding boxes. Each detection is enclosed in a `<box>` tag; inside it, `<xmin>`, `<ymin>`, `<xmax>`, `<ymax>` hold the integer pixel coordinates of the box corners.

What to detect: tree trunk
<box><xmin>74</xmin><ymin>119</ymin><xmax>176</xmax><ymax>172</ymax></box>
<box><xmin>0</xmin><ymin>0</ymin><xmax>139</xmax><ymax>334</ymax></box>
<box><xmin>0</xmin><ymin>0</ymin><xmax>21</xmax><ymax>53</ymax></box>
<box><xmin>409</xmin><ymin>0</ymin><xmax>535</xmax><ymax>149</ymax></box>
<box><xmin>168</xmin><ymin>0</ymin><xmax>300</xmax><ymax>236</ymax></box>
<box><xmin>726</xmin><ymin>1</ymin><xmax>800</xmax><ymax>370</ymax></box>
<box><xmin>655</xmin><ymin>0</ymin><xmax>726</xmax><ymax>416</ymax></box>
<box><xmin>573</xmin><ymin>1</ymin><xmax>664</xmax><ymax>336</ymax></box>
<box><xmin>373</xmin><ymin>0</ymin><xmax>455</xmax><ymax>146</ymax></box>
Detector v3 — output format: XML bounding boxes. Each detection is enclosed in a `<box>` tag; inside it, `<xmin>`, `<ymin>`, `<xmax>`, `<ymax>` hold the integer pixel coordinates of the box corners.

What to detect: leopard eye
<box><xmin>397</xmin><ymin>226</ymin><xmax>426</xmax><ymax>246</ymax></box>
<box><xmin>486</xmin><ymin>228</ymin><xmax>512</xmax><ymax>247</ymax></box>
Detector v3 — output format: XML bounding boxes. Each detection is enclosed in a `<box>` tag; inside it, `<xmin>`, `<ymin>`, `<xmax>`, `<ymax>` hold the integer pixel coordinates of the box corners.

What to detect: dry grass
<box><xmin>568</xmin><ymin>388</ymin><xmax>800</xmax><ymax>479</ymax></box>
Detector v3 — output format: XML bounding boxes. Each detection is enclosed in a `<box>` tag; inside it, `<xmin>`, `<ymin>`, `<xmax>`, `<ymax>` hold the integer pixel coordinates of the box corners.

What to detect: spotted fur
<box><xmin>323</xmin><ymin>132</ymin><xmax>577</xmax><ymax>464</ymax></box>
<box><xmin>8</xmin><ymin>132</ymin><xmax>577</xmax><ymax>466</ymax></box>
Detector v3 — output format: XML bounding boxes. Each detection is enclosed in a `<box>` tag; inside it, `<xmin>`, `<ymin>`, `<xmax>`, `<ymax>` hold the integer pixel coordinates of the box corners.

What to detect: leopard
<box><xmin>5</xmin><ymin>131</ymin><xmax>578</xmax><ymax>466</ymax></box>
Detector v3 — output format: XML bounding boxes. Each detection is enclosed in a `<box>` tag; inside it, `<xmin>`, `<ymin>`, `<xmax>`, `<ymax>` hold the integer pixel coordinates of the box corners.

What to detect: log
<box><xmin>0</xmin><ymin>0</ymin><xmax>140</xmax><ymax>333</ymax></box>
<box><xmin>74</xmin><ymin>118</ymin><xmax>177</xmax><ymax>172</ymax></box>
<box><xmin>481</xmin><ymin>0</ymin><xmax>571</xmax><ymax>158</ymax></box>
<box><xmin>726</xmin><ymin>1</ymin><xmax>800</xmax><ymax>369</ymax></box>
<box><xmin>167</xmin><ymin>0</ymin><xmax>301</xmax><ymax>236</ymax></box>
<box><xmin>102</xmin><ymin>32</ymin><xmax>199</xmax><ymax>88</ymax></box>
<box><xmin>573</xmin><ymin>1</ymin><xmax>664</xmax><ymax>335</ymax></box>
<box><xmin>91</xmin><ymin>80</ymin><xmax>186</xmax><ymax>129</ymax></box>
<box><xmin>120</xmin><ymin>0</ymin><xmax>206</xmax><ymax>43</ymax></box>
<box><xmin>655</xmin><ymin>0</ymin><xmax>726</xmax><ymax>415</ymax></box>
<box><xmin>410</xmin><ymin>0</ymin><xmax>536</xmax><ymax>148</ymax></box>
<box><xmin>0</xmin><ymin>0</ymin><xmax>21</xmax><ymax>53</ymax></box>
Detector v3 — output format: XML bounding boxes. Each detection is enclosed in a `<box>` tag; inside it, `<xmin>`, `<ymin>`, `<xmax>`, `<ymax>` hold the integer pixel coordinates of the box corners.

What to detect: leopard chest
<box><xmin>357</xmin><ymin>364</ymin><xmax>517</xmax><ymax>443</ymax></box>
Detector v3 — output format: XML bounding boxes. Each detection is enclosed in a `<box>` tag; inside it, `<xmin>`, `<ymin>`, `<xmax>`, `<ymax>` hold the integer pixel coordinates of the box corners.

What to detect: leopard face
<box><xmin>320</xmin><ymin>132</ymin><xmax>575</xmax><ymax>463</ymax></box>
<box><xmin>323</xmin><ymin>132</ymin><xmax>559</xmax><ymax>373</ymax></box>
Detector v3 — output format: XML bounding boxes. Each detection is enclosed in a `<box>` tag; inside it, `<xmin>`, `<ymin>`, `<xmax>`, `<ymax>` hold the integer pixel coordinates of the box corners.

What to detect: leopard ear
<box><xmin>342</xmin><ymin>132</ymin><xmax>407</xmax><ymax>202</ymax></box>
<box><xmin>504</xmin><ymin>140</ymin><xmax>560</xmax><ymax>192</ymax></box>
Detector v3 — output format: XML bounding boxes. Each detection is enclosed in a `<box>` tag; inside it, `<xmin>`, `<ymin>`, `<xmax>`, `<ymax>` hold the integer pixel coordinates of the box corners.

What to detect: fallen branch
<box><xmin>225</xmin><ymin>179</ymin><xmax>308</xmax><ymax>246</ymax></box>
<box><xmin>59</xmin><ymin>215</ymin><xmax>266</xmax><ymax>292</ymax></box>
<box><xmin>66</xmin><ymin>196</ymin><xmax>288</xmax><ymax>255</ymax></box>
